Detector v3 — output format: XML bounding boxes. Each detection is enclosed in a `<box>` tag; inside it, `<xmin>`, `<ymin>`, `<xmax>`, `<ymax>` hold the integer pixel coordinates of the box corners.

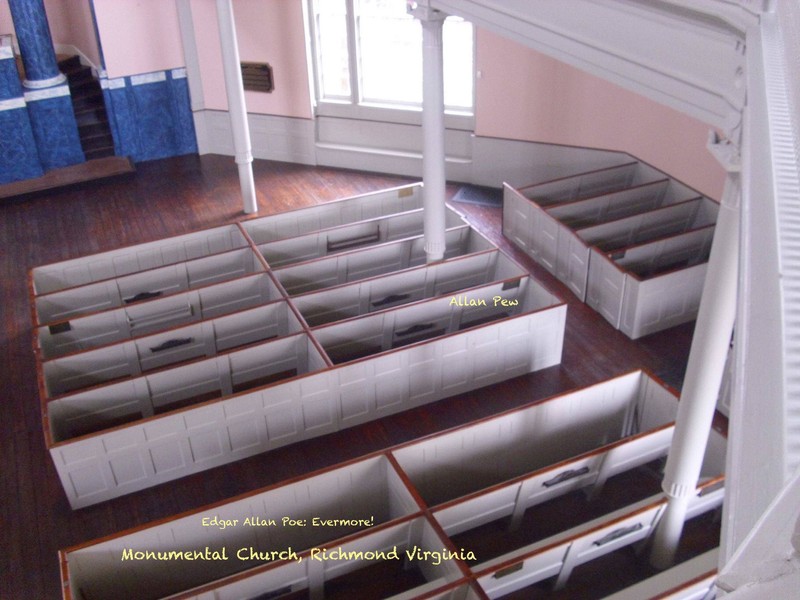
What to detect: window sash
<box><xmin>309</xmin><ymin>0</ymin><xmax>474</xmax><ymax>123</ymax></box>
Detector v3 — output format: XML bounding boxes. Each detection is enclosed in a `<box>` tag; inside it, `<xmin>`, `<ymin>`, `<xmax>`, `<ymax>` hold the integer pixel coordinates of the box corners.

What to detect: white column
<box><xmin>216</xmin><ymin>0</ymin><xmax>257</xmax><ymax>214</ymax></box>
<box><xmin>409</xmin><ymin>1</ymin><xmax>447</xmax><ymax>263</ymax></box>
<box><xmin>650</xmin><ymin>165</ymin><xmax>740</xmax><ymax>569</ymax></box>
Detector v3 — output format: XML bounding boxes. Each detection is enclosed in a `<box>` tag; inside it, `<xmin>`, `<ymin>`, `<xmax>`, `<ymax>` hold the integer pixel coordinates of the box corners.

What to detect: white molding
<box><xmin>194</xmin><ymin>110</ymin><xmax>316</xmax><ymax>165</ymax></box>
<box><xmin>0</xmin><ymin>96</ymin><xmax>26</xmax><ymax>111</ymax></box>
<box><xmin>193</xmin><ymin>109</ymin><xmax>636</xmax><ymax>187</ymax></box>
<box><xmin>130</xmin><ymin>72</ymin><xmax>167</xmax><ymax>86</ymax></box>
<box><xmin>0</xmin><ymin>46</ymin><xmax>12</xmax><ymax>59</ymax></box>
<box><xmin>431</xmin><ymin>0</ymin><xmax>751</xmax><ymax>138</ymax></box>
<box><xmin>23</xmin><ymin>84</ymin><xmax>70</xmax><ymax>102</ymax></box>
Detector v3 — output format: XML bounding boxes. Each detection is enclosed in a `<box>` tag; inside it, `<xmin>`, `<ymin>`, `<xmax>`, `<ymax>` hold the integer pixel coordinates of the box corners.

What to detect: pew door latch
<box><xmin>592</xmin><ymin>523</ymin><xmax>643</xmax><ymax>547</ymax></box>
<box><xmin>542</xmin><ymin>466</ymin><xmax>591</xmax><ymax>488</ymax></box>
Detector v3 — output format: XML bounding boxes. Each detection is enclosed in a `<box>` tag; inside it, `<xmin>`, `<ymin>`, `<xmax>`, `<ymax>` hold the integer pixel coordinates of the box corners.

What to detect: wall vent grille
<box><xmin>241</xmin><ymin>62</ymin><xmax>274</xmax><ymax>93</ymax></box>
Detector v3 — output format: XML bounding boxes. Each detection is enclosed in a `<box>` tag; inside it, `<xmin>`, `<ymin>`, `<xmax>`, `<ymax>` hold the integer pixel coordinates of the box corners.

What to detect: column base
<box><xmin>25</xmin><ymin>85</ymin><xmax>85</xmax><ymax>171</ymax></box>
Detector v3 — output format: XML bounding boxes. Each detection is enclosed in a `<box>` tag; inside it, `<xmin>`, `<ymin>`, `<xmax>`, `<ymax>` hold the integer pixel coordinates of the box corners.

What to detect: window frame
<box><xmin>306</xmin><ymin>0</ymin><xmax>475</xmax><ymax>132</ymax></box>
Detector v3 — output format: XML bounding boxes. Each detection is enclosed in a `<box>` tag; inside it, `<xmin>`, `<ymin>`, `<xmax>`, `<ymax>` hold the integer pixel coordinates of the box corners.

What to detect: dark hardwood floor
<box><xmin>0</xmin><ymin>154</ymin><xmax>699</xmax><ymax>599</ymax></box>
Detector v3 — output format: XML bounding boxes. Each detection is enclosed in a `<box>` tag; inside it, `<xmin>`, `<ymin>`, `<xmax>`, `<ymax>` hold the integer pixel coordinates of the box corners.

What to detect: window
<box><xmin>310</xmin><ymin>0</ymin><xmax>474</xmax><ymax>120</ymax></box>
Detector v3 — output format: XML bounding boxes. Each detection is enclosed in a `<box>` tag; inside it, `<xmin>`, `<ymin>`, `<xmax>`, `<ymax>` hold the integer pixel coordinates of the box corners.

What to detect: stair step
<box><xmin>84</xmin><ymin>147</ymin><xmax>117</xmax><ymax>161</ymax></box>
<box><xmin>57</xmin><ymin>55</ymin><xmax>117</xmax><ymax>162</ymax></box>
<box><xmin>0</xmin><ymin>156</ymin><xmax>135</xmax><ymax>199</ymax></box>
<box><xmin>78</xmin><ymin>121</ymin><xmax>111</xmax><ymax>138</ymax></box>
<box><xmin>75</xmin><ymin>107</ymin><xmax>109</xmax><ymax>126</ymax></box>
<box><xmin>57</xmin><ymin>55</ymin><xmax>82</xmax><ymax>74</ymax></box>
<box><xmin>82</xmin><ymin>132</ymin><xmax>115</xmax><ymax>152</ymax></box>
<box><xmin>66</xmin><ymin>66</ymin><xmax>94</xmax><ymax>85</ymax></box>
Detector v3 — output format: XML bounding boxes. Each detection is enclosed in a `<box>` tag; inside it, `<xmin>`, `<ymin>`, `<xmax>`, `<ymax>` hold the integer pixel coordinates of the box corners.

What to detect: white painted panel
<box><xmin>586</xmin><ymin>248</ymin><xmax>627</xmax><ymax>328</ymax></box>
<box><xmin>480</xmin><ymin>545</ymin><xmax>570</xmax><ymax>598</ymax></box>
<box><xmin>31</xmin><ymin>225</ymin><xmax>247</xmax><ymax>295</ymax></box>
<box><xmin>240</xmin><ymin>183</ymin><xmax>423</xmax><ymax>244</ymax></box>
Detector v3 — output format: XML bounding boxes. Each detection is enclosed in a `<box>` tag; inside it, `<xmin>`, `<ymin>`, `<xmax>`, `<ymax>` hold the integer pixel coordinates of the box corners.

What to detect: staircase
<box><xmin>58</xmin><ymin>55</ymin><xmax>115</xmax><ymax>160</ymax></box>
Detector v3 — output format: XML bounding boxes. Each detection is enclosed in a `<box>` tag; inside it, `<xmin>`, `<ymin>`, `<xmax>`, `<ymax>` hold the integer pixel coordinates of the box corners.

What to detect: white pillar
<box><xmin>216</xmin><ymin>0</ymin><xmax>257</xmax><ymax>214</ymax></box>
<box><xmin>409</xmin><ymin>1</ymin><xmax>447</xmax><ymax>263</ymax></box>
<box><xmin>650</xmin><ymin>167</ymin><xmax>740</xmax><ymax>569</ymax></box>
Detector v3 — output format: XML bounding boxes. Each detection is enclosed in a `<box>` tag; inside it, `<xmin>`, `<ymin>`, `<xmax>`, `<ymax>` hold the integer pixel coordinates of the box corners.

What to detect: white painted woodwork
<box><xmin>32</xmin><ymin>186</ymin><xmax>566</xmax><ymax>509</ymax></box>
<box><xmin>58</xmin><ymin>370</ymin><xmax>726</xmax><ymax>600</ymax></box>
<box><xmin>503</xmin><ymin>159</ymin><xmax>718</xmax><ymax>338</ymax></box>
<box><xmin>36</xmin><ymin>273</ymin><xmax>282</xmax><ymax>359</ymax></box>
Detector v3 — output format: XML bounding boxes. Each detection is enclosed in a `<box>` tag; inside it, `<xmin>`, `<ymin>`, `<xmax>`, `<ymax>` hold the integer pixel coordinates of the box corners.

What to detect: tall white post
<box><xmin>216</xmin><ymin>0</ymin><xmax>257</xmax><ymax>214</ymax></box>
<box><xmin>650</xmin><ymin>151</ymin><xmax>740</xmax><ymax>569</ymax></box>
<box><xmin>409</xmin><ymin>1</ymin><xmax>447</xmax><ymax>263</ymax></box>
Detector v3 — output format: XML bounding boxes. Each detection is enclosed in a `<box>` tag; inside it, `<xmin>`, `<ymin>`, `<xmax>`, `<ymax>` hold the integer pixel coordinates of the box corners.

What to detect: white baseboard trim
<box><xmin>194</xmin><ymin>109</ymin><xmax>632</xmax><ymax>187</ymax></box>
<box><xmin>195</xmin><ymin>110</ymin><xmax>316</xmax><ymax>165</ymax></box>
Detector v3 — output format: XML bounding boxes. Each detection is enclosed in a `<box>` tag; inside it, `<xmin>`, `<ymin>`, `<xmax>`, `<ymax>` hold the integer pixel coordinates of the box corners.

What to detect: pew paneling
<box><xmin>292</xmin><ymin>250</ymin><xmax>515</xmax><ymax>327</ymax></box>
<box><xmin>34</xmin><ymin>248</ymin><xmax>266</xmax><ymax>325</ymax></box>
<box><xmin>258</xmin><ymin>206</ymin><xmax>465</xmax><ymax>268</ymax></box>
<box><xmin>36</xmin><ymin>272</ymin><xmax>282</xmax><ymax>359</ymax></box>
<box><xmin>32</xmin><ymin>183</ymin><xmax>568</xmax><ymax>511</ymax></box>
<box><xmin>31</xmin><ymin>224</ymin><xmax>249</xmax><ymax>295</ymax></box>
<box><xmin>473</xmin><ymin>478</ymin><xmax>724</xmax><ymax>599</ymax></box>
<box><xmin>274</xmin><ymin>226</ymin><xmax>492</xmax><ymax>296</ymax></box>
<box><xmin>515</xmin><ymin>162</ymin><xmax>647</xmax><ymax>206</ymax></box>
<box><xmin>503</xmin><ymin>158</ymin><xmax>719</xmax><ymax>337</ymax></box>
<box><xmin>240</xmin><ymin>183</ymin><xmax>423</xmax><ymax>245</ymax></box>
<box><xmin>58</xmin><ymin>370</ymin><xmax>726</xmax><ymax>599</ymax></box>
<box><xmin>44</xmin><ymin>282</ymin><xmax>565</xmax><ymax>508</ymax></box>
<box><xmin>61</xmin><ymin>456</ymin><xmax>421</xmax><ymax>600</ymax></box>
<box><xmin>42</xmin><ymin>300</ymin><xmax>304</xmax><ymax>397</ymax></box>
<box><xmin>586</xmin><ymin>226</ymin><xmax>715</xmax><ymax>338</ymax></box>
<box><xmin>392</xmin><ymin>371</ymin><xmax>671</xmax><ymax>508</ymax></box>
<box><xmin>551</xmin><ymin>193</ymin><xmax>711</xmax><ymax>300</ymax></box>
<box><xmin>600</xmin><ymin>548</ymin><xmax>718</xmax><ymax>600</ymax></box>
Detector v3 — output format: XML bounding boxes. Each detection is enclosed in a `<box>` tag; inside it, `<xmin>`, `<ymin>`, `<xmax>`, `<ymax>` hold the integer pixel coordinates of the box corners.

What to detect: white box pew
<box><xmin>44</xmin><ymin>277</ymin><xmax>564</xmax><ymax>509</ymax></box>
<box><xmin>42</xmin><ymin>300</ymin><xmax>304</xmax><ymax>397</ymax></box>
<box><xmin>551</xmin><ymin>196</ymin><xmax>716</xmax><ymax>301</ymax></box>
<box><xmin>601</xmin><ymin>548</ymin><xmax>718</xmax><ymax>600</ymax></box>
<box><xmin>36</xmin><ymin>273</ymin><xmax>282</xmax><ymax>360</ymax></box>
<box><xmin>391</xmin><ymin>371</ymin><xmax>676</xmax><ymax>509</ymax></box>
<box><xmin>46</xmin><ymin>333</ymin><xmax>325</xmax><ymax>443</ymax></box>
<box><xmin>240</xmin><ymin>183</ymin><xmax>423</xmax><ymax>245</ymax></box>
<box><xmin>293</xmin><ymin>250</ymin><xmax>526</xmax><ymax>327</ymax></box>
<box><xmin>312</xmin><ymin>277</ymin><xmax>556</xmax><ymax>365</ymax></box>
<box><xmin>545</xmin><ymin>179</ymin><xmax>694</xmax><ymax>229</ymax></box>
<box><xmin>274</xmin><ymin>226</ymin><xmax>493</xmax><ymax>296</ymax></box>
<box><xmin>258</xmin><ymin>206</ymin><xmax>465</xmax><ymax>268</ymax></box>
<box><xmin>30</xmin><ymin>224</ymin><xmax>249</xmax><ymax>296</ymax></box>
<box><xmin>34</xmin><ymin>247</ymin><xmax>266</xmax><ymax>325</ymax></box>
<box><xmin>578</xmin><ymin>197</ymin><xmax>718</xmax><ymax>254</ymax></box>
<box><xmin>315</xmin><ymin>278</ymin><xmax>565</xmax><ymax>429</ymax></box>
<box><xmin>59</xmin><ymin>455</ymin><xmax>422</xmax><ymax>600</ymax></box>
<box><xmin>586</xmin><ymin>226</ymin><xmax>715</xmax><ymax>338</ymax></box>
<box><xmin>514</xmin><ymin>162</ymin><xmax>660</xmax><ymax>207</ymax></box>
<box><xmin>158</xmin><ymin>517</ymin><xmax>464</xmax><ymax>600</ymax></box>
<box><xmin>472</xmin><ymin>477</ymin><xmax>724</xmax><ymax>599</ymax></box>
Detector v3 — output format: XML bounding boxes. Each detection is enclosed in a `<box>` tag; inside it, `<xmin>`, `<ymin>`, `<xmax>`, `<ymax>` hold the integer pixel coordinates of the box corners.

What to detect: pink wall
<box><xmin>0</xmin><ymin>2</ymin><xmax>12</xmax><ymax>38</ymax></box>
<box><xmin>44</xmin><ymin>0</ymin><xmax>101</xmax><ymax>67</ymax></box>
<box><xmin>93</xmin><ymin>0</ymin><xmax>185</xmax><ymax>79</ymax></box>
<box><xmin>475</xmin><ymin>29</ymin><xmax>726</xmax><ymax>199</ymax></box>
<box><xmin>1</xmin><ymin>0</ymin><xmax>100</xmax><ymax>68</ymax></box>
<box><xmin>190</xmin><ymin>0</ymin><xmax>312</xmax><ymax>119</ymax></box>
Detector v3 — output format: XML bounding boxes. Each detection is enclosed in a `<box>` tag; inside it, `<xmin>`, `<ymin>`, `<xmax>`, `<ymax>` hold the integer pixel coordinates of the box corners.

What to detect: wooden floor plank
<box><xmin>0</xmin><ymin>154</ymin><xmax>698</xmax><ymax>600</ymax></box>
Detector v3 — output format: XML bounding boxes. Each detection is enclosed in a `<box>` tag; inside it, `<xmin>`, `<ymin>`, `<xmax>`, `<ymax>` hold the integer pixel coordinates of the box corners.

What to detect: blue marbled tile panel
<box><xmin>26</xmin><ymin>92</ymin><xmax>85</xmax><ymax>170</ymax></box>
<box><xmin>0</xmin><ymin>55</ymin><xmax>24</xmax><ymax>101</ymax></box>
<box><xmin>167</xmin><ymin>70</ymin><xmax>198</xmax><ymax>157</ymax></box>
<box><xmin>7</xmin><ymin>0</ymin><xmax>61</xmax><ymax>83</ymax></box>
<box><xmin>0</xmin><ymin>107</ymin><xmax>44</xmax><ymax>184</ymax></box>
<box><xmin>104</xmin><ymin>70</ymin><xmax>197</xmax><ymax>162</ymax></box>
